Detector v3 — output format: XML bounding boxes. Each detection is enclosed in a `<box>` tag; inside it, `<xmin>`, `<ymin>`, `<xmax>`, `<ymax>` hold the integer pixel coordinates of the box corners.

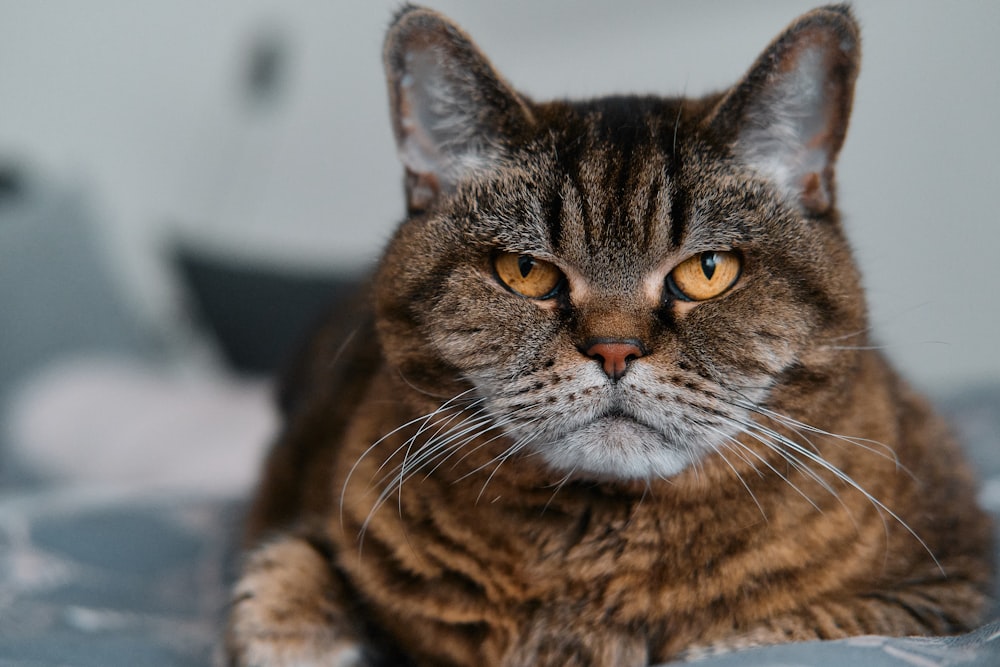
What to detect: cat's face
<box><xmin>375</xmin><ymin>6</ymin><xmax>864</xmax><ymax>481</ymax></box>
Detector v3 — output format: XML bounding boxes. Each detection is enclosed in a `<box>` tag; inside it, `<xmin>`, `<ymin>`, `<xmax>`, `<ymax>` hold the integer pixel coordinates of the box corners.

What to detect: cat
<box><xmin>225</xmin><ymin>4</ymin><xmax>994</xmax><ymax>666</ymax></box>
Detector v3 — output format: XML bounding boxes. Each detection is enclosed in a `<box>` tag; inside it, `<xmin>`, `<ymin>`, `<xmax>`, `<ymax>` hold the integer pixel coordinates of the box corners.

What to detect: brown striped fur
<box><xmin>226</xmin><ymin>5</ymin><xmax>994</xmax><ymax>666</ymax></box>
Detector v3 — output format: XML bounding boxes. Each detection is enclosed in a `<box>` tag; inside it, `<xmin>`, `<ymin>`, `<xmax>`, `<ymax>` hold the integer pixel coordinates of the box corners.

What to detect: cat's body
<box><xmin>227</xmin><ymin>6</ymin><xmax>994</xmax><ymax>666</ymax></box>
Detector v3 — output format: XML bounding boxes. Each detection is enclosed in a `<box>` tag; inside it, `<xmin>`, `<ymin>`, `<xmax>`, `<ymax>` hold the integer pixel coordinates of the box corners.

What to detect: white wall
<box><xmin>1</xmin><ymin>1</ymin><xmax>998</xmax><ymax>392</ymax></box>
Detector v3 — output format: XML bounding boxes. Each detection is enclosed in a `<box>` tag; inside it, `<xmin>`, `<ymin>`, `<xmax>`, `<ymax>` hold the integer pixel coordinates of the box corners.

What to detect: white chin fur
<box><xmin>538</xmin><ymin>417</ymin><xmax>696</xmax><ymax>481</ymax></box>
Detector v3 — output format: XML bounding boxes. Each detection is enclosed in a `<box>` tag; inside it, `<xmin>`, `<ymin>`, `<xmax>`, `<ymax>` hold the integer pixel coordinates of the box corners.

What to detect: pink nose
<box><xmin>583</xmin><ymin>339</ymin><xmax>646</xmax><ymax>381</ymax></box>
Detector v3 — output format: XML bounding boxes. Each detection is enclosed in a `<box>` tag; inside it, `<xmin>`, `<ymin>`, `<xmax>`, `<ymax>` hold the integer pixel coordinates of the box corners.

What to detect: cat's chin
<box><xmin>538</xmin><ymin>416</ymin><xmax>696</xmax><ymax>481</ymax></box>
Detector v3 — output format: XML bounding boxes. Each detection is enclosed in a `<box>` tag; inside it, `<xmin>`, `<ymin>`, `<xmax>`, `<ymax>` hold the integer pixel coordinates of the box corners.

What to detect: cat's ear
<box><xmin>384</xmin><ymin>6</ymin><xmax>535</xmax><ymax>212</ymax></box>
<box><xmin>707</xmin><ymin>5</ymin><xmax>860</xmax><ymax>215</ymax></box>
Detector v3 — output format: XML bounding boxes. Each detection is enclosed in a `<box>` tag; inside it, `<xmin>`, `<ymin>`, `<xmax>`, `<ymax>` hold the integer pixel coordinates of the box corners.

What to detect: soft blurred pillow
<box><xmin>0</xmin><ymin>166</ymin><xmax>157</xmax><ymax>398</ymax></box>
<box><xmin>0</xmin><ymin>166</ymin><xmax>160</xmax><ymax>487</ymax></box>
<box><xmin>173</xmin><ymin>244</ymin><xmax>362</xmax><ymax>375</ymax></box>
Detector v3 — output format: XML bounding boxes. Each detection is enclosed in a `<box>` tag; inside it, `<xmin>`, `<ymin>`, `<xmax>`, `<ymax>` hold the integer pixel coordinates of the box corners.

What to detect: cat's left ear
<box><xmin>384</xmin><ymin>6</ymin><xmax>535</xmax><ymax>213</ymax></box>
<box><xmin>707</xmin><ymin>5</ymin><xmax>860</xmax><ymax>215</ymax></box>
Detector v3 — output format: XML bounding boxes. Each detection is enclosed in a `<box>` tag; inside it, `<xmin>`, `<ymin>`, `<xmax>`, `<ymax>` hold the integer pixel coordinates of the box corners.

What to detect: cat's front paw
<box><xmin>227</xmin><ymin>632</ymin><xmax>364</xmax><ymax>667</ymax></box>
<box><xmin>225</xmin><ymin>537</ymin><xmax>368</xmax><ymax>667</ymax></box>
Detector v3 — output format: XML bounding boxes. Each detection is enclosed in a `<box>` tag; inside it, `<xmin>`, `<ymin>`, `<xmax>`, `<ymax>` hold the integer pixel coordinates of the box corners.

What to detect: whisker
<box><xmin>735</xmin><ymin>416</ymin><xmax>942</xmax><ymax>573</ymax></box>
<box><xmin>714</xmin><ymin>439</ymin><xmax>768</xmax><ymax>521</ymax></box>
<box><xmin>360</xmin><ymin>408</ymin><xmax>540</xmax><ymax>545</ymax></box>
<box><xmin>541</xmin><ymin>468</ymin><xmax>581</xmax><ymax>516</ymax></box>
<box><xmin>382</xmin><ymin>407</ymin><xmax>496</xmax><ymax>489</ymax></box>
<box><xmin>452</xmin><ymin>417</ymin><xmax>542</xmax><ymax>482</ymax></box>
<box><xmin>741</xmin><ymin>422</ymin><xmax>847</xmax><ymax>505</ymax></box>
<box><xmin>392</xmin><ymin>407</ymin><xmax>498</xmax><ymax>517</ymax></box>
<box><xmin>346</xmin><ymin>389</ymin><xmax>479</xmax><ymax>473</ymax></box>
<box><xmin>474</xmin><ymin>433</ymin><xmax>539</xmax><ymax>504</ymax></box>
<box><xmin>721</xmin><ymin>424</ymin><xmax>826</xmax><ymax>513</ymax></box>
<box><xmin>371</xmin><ymin>414</ymin><xmax>497</xmax><ymax>510</ymax></box>
<box><xmin>735</xmin><ymin>398</ymin><xmax>902</xmax><ymax>470</ymax></box>
<box><xmin>342</xmin><ymin>388</ymin><xmax>481</xmax><ymax>529</ymax></box>
<box><xmin>325</xmin><ymin>326</ymin><xmax>361</xmax><ymax>370</ymax></box>
<box><xmin>825</xmin><ymin>326</ymin><xmax>874</xmax><ymax>343</ymax></box>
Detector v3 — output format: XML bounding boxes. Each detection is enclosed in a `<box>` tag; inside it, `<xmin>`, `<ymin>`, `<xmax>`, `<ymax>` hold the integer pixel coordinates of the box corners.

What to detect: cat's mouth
<box><xmin>586</xmin><ymin>407</ymin><xmax>664</xmax><ymax>444</ymax></box>
<box><xmin>536</xmin><ymin>405</ymin><xmax>693</xmax><ymax>480</ymax></box>
<box><xmin>595</xmin><ymin>406</ymin><xmax>645</xmax><ymax>427</ymax></box>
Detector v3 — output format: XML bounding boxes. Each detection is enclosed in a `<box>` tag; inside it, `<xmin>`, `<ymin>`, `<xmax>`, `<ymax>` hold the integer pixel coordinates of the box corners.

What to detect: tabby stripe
<box><xmin>552</xmin><ymin>118</ymin><xmax>591</xmax><ymax>252</ymax></box>
<box><xmin>351</xmin><ymin>520</ymin><xmax>495</xmax><ymax>625</ymax></box>
<box><xmin>665</xmin><ymin>149</ymin><xmax>687</xmax><ymax>249</ymax></box>
<box><xmin>609</xmin><ymin>150</ymin><xmax>633</xmax><ymax>246</ymax></box>
<box><xmin>639</xmin><ymin>167</ymin><xmax>662</xmax><ymax>249</ymax></box>
<box><xmin>543</xmin><ymin>187</ymin><xmax>564</xmax><ymax>251</ymax></box>
<box><xmin>695</xmin><ymin>483</ymin><xmax>881</xmax><ymax>607</ymax></box>
<box><xmin>863</xmin><ymin>592</ymin><xmax>935</xmax><ymax>632</ymax></box>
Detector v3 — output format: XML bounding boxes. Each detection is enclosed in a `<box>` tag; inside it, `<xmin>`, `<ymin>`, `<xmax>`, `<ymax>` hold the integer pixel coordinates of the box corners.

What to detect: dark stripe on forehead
<box><xmin>545</xmin><ymin>118</ymin><xmax>588</xmax><ymax>252</ymax></box>
<box><xmin>590</xmin><ymin>100</ymin><xmax>649</xmax><ymax>255</ymax></box>
<box><xmin>598</xmin><ymin>100</ymin><xmax>646</xmax><ymax>244</ymax></box>
<box><xmin>591</xmin><ymin>97</ymin><xmax>648</xmax><ymax>154</ymax></box>
<box><xmin>639</xmin><ymin>168</ymin><xmax>662</xmax><ymax>249</ymax></box>
<box><xmin>666</xmin><ymin>144</ymin><xmax>687</xmax><ymax>249</ymax></box>
<box><xmin>542</xmin><ymin>186</ymin><xmax>564</xmax><ymax>250</ymax></box>
<box><xmin>570</xmin><ymin>159</ymin><xmax>595</xmax><ymax>252</ymax></box>
<box><xmin>546</xmin><ymin>97</ymin><xmax>682</xmax><ymax>255</ymax></box>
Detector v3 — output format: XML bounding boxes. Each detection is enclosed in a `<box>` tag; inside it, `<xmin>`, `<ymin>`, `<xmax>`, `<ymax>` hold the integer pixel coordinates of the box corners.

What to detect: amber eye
<box><xmin>494</xmin><ymin>252</ymin><xmax>564</xmax><ymax>299</ymax></box>
<box><xmin>667</xmin><ymin>251</ymin><xmax>742</xmax><ymax>302</ymax></box>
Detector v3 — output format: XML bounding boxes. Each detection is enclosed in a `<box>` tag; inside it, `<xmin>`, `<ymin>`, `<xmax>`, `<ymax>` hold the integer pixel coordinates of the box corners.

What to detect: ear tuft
<box><xmin>384</xmin><ymin>6</ymin><xmax>533</xmax><ymax>213</ymax></box>
<box><xmin>709</xmin><ymin>5</ymin><xmax>861</xmax><ymax>215</ymax></box>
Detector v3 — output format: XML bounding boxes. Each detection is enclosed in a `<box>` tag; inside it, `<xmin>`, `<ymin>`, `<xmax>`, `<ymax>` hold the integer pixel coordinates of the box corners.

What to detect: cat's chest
<box><xmin>510</xmin><ymin>491</ymin><xmax>718</xmax><ymax>610</ymax></box>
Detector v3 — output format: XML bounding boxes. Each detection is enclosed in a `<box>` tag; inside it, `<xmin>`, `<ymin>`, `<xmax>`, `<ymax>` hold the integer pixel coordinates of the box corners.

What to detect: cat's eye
<box><xmin>494</xmin><ymin>252</ymin><xmax>564</xmax><ymax>299</ymax></box>
<box><xmin>667</xmin><ymin>251</ymin><xmax>742</xmax><ymax>302</ymax></box>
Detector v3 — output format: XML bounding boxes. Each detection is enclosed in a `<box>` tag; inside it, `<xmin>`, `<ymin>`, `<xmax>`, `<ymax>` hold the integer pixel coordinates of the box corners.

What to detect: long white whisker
<box><xmin>341</xmin><ymin>389</ymin><xmax>481</xmax><ymax>510</ymax></box>
<box><xmin>720</xmin><ymin>424</ymin><xmax>826</xmax><ymax>513</ymax></box>
<box><xmin>541</xmin><ymin>468</ymin><xmax>581</xmax><ymax>516</ymax></box>
<box><xmin>740</xmin><ymin>422</ymin><xmax>847</xmax><ymax>505</ymax></box>
<box><xmin>447</xmin><ymin>409</ymin><xmax>536</xmax><ymax>466</ymax></box>
<box><xmin>343</xmin><ymin>388</ymin><xmax>482</xmax><ymax>535</ymax></box>
<box><xmin>736</xmin><ymin>417</ymin><xmax>942</xmax><ymax>573</ymax></box>
<box><xmin>381</xmin><ymin>408</ymin><xmax>497</xmax><ymax>490</ymax></box>
<box><xmin>372</xmin><ymin>415</ymin><xmax>496</xmax><ymax>510</ymax></box>
<box><xmin>736</xmin><ymin>399</ymin><xmax>902</xmax><ymax>469</ymax></box>
<box><xmin>713</xmin><ymin>438</ymin><xmax>768</xmax><ymax>521</ymax></box>
<box><xmin>472</xmin><ymin>430</ymin><xmax>543</xmax><ymax>504</ymax></box>
<box><xmin>360</xmin><ymin>408</ymin><xmax>540</xmax><ymax>545</ymax></box>
<box><xmin>392</xmin><ymin>406</ymin><xmax>499</xmax><ymax>517</ymax></box>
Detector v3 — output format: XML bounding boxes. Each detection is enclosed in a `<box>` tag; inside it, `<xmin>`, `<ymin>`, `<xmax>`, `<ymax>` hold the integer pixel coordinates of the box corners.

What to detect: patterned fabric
<box><xmin>1</xmin><ymin>386</ymin><xmax>999</xmax><ymax>666</ymax></box>
<box><xmin>0</xmin><ymin>490</ymin><xmax>241</xmax><ymax>666</ymax></box>
<box><xmin>672</xmin><ymin>621</ymin><xmax>1000</xmax><ymax>666</ymax></box>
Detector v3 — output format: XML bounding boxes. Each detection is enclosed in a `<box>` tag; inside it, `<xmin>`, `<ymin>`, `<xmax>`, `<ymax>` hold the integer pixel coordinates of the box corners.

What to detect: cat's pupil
<box><xmin>701</xmin><ymin>253</ymin><xmax>718</xmax><ymax>280</ymax></box>
<box><xmin>518</xmin><ymin>255</ymin><xmax>534</xmax><ymax>278</ymax></box>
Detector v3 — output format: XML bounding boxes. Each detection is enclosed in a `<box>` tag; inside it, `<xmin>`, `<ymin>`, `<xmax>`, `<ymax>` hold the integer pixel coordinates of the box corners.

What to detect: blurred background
<box><xmin>1</xmin><ymin>0</ymin><xmax>998</xmax><ymax>492</ymax></box>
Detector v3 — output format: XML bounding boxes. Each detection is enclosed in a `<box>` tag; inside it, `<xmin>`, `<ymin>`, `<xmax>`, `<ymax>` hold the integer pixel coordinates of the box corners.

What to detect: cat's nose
<box><xmin>582</xmin><ymin>338</ymin><xmax>647</xmax><ymax>382</ymax></box>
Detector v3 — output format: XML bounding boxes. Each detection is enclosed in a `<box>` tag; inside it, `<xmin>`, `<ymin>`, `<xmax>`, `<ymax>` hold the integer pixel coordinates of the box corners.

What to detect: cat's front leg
<box><xmin>226</xmin><ymin>535</ymin><xmax>367</xmax><ymax>667</ymax></box>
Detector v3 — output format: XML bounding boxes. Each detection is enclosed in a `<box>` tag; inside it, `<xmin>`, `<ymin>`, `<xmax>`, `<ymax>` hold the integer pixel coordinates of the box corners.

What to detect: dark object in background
<box><xmin>0</xmin><ymin>163</ymin><xmax>25</xmax><ymax>202</ymax></box>
<box><xmin>174</xmin><ymin>246</ymin><xmax>361</xmax><ymax>376</ymax></box>
<box><xmin>242</xmin><ymin>24</ymin><xmax>291</xmax><ymax>110</ymax></box>
<box><xmin>168</xmin><ymin>22</ymin><xmax>333</xmax><ymax>377</ymax></box>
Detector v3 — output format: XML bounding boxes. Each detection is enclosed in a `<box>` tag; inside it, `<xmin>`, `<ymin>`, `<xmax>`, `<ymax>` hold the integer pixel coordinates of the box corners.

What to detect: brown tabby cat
<box><xmin>226</xmin><ymin>5</ymin><xmax>994</xmax><ymax>666</ymax></box>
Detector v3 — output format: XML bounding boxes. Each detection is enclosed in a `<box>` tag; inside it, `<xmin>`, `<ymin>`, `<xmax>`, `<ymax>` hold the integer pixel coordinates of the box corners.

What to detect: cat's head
<box><xmin>374</xmin><ymin>5</ymin><xmax>865</xmax><ymax>481</ymax></box>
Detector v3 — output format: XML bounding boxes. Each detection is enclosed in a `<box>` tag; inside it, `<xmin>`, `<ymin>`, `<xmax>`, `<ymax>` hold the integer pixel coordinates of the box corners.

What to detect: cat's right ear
<box><xmin>706</xmin><ymin>5</ymin><xmax>860</xmax><ymax>216</ymax></box>
<box><xmin>384</xmin><ymin>6</ymin><xmax>534</xmax><ymax>213</ymax></box>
